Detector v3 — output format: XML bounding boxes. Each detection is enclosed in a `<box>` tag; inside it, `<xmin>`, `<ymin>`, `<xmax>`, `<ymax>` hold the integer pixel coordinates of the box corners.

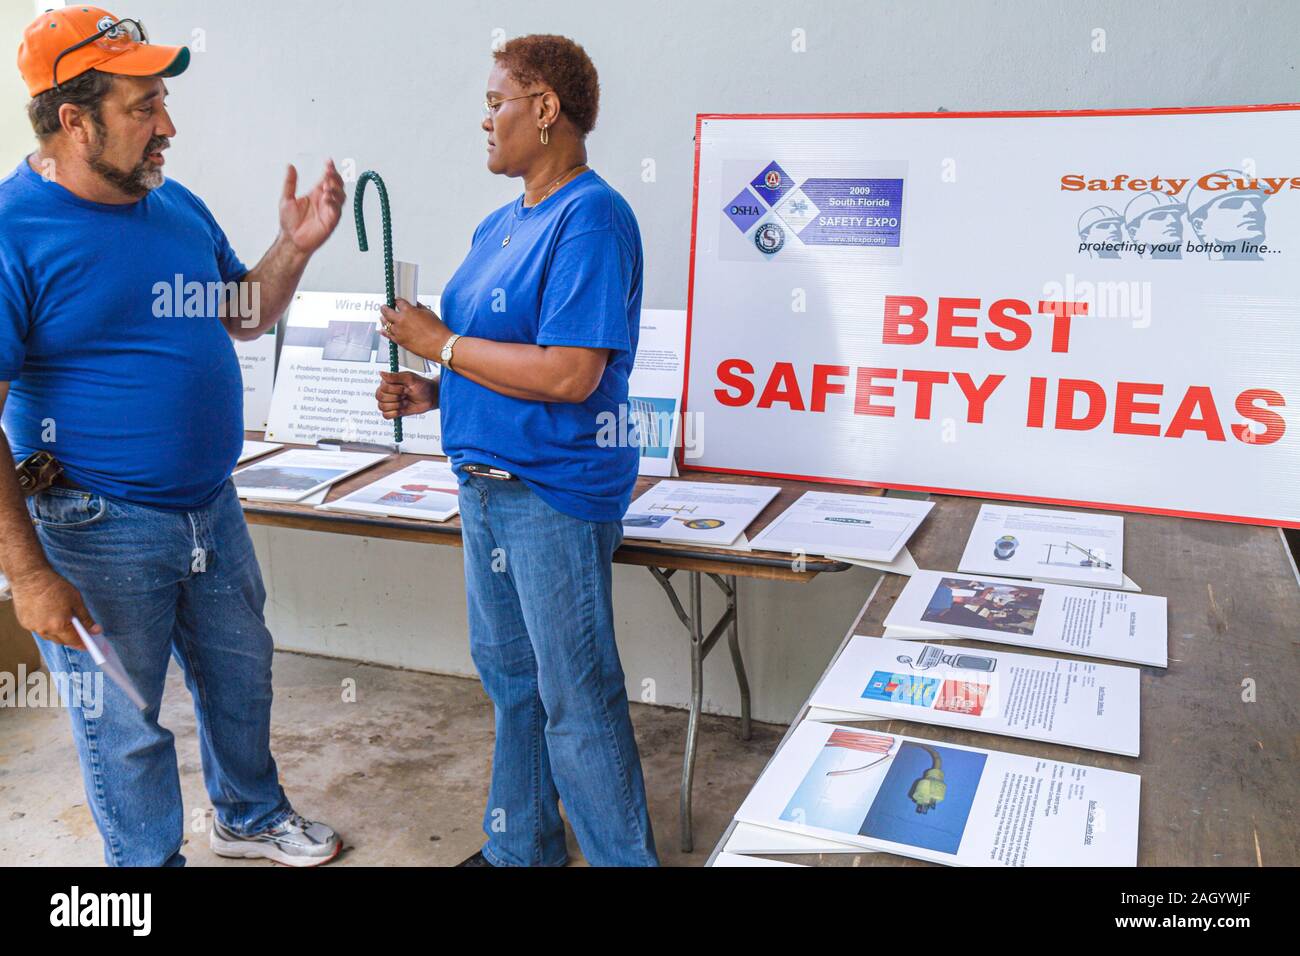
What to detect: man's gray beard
<box><xmin>87</xmin><ymin>138</ymin><xmax>164</xmax><ymax>197</ymax></box>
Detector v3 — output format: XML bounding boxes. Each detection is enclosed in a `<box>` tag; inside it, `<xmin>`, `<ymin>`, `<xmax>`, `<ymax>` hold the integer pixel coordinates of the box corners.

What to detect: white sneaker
<box><xmin>210</xmin><ymin>812</ymin><xmax>341</xmax><ymax>867</ymax></box>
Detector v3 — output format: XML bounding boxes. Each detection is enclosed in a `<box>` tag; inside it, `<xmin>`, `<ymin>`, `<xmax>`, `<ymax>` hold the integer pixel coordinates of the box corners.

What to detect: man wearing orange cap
<box><xmin>0</xmin><ymin>8</ymin><xmax>345</xmax><ymax>866</ymax></box>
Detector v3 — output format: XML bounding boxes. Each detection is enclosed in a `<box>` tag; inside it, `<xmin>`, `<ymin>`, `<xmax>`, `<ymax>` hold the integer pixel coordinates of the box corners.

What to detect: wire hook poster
<box><xmin>682</xmin><ymin>106</ymin><xmax>1300</xmax><ymax>527</ymax></box>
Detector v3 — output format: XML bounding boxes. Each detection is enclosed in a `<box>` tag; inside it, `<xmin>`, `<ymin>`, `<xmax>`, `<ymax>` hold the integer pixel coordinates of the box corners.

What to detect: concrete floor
<box><xmin>0</xmin><ymin>650</ymin><xmax>783</xmax><ymax>866</ymax></box>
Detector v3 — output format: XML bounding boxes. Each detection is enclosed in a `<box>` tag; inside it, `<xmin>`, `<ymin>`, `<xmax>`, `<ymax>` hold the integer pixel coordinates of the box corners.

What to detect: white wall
<box><xmin>0</xmin><ymin>1</ymin><xmax>45</xmax><ymax>168</ymax></box>
<box><xmin>17</xmin><ymin>0</ymin><xmax>1297</xmax><ymax>721</ymax></box>
<box><xmin>121</xmin><ymin>0</ymin><xmax>1300</xmax><ymax>309</ymax></box>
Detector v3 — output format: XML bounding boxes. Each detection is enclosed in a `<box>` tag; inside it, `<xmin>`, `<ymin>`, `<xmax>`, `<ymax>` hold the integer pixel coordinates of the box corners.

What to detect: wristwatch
<box><xmin>440</xmin><ymin>333</ymin><xmax>462</xmax><ymax>369</ymax></box>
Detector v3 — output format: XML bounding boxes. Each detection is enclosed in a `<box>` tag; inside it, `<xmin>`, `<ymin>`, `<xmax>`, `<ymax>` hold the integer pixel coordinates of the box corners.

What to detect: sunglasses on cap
<box><xmin>52</xmin><ymin>16</ymin><xmax>148</xmax><ymax>90</ymax></box>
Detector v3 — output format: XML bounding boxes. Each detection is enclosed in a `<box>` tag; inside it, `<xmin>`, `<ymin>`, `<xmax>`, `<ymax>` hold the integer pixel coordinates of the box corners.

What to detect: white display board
<box><xmin>685</xmin><ymin>107</ymin><xmax>1300</xmax><ymax>527</ymax></box>
<box><xmin>629</xmin><ymin>309</ymin><xmax>686</xmax><ymax>476</ymax></box>
<box><xmin>234</xmin><ymin>328</ymin><xmax>277</xmax><ymax>431</ymax></box>
<box><xmin>265</xmin><ymin>291</ymin><xmax>443</xmax><ymax>453</ymax></box>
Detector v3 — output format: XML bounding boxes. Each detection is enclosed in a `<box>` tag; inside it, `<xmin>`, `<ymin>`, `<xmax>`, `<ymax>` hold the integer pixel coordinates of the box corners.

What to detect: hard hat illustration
<box><xmin>1124</xmin><ymin>190</ymin><xmax>1184</xmax><ymax>227</ymax></box>
<box><xmin>1183</xmin><ymin>169</ymin><xmax>1270</xmax><ymax>221</ymax></box>
<box><xmin>1077</xmin><ymin>205</ymin><xmax>1123</xmax><ymax>235</ymax></box>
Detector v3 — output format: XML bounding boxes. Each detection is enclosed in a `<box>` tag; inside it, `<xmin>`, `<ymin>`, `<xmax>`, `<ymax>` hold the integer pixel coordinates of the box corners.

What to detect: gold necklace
<box><xmin>502</xmin><ymin>164</ymin><xmax>588</xmax><ymax>248</ymax></box>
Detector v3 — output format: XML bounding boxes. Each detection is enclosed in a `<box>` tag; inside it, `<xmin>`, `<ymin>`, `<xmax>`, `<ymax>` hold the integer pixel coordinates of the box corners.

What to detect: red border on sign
<box><xmin>679</xmin><ymin>104</ymin><xmax>1300</xmax><ymax>530</ymax></box>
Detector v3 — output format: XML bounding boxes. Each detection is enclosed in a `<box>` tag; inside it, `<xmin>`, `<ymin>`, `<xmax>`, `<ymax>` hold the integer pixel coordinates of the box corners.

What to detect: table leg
<box><xmin>681</xmin><ymin>571</ymin><xmax>704</xmax><ymax>853</ymax></box>
<box><xmin>646</xmin><ymin>567</ymin><xmax>745</xmax><ymax>853</ymax></box>
<box><xmin>725</xmin><ymin>574</ymin><xmax>751</xmax><ymax>741</ymax></box>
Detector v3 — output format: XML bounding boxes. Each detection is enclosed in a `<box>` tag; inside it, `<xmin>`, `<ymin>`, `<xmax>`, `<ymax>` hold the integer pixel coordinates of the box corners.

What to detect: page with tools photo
<box><xmin>883</xmin><ymin>570</ymin><xmax>1167</xmax><ymax>667</ymax></box>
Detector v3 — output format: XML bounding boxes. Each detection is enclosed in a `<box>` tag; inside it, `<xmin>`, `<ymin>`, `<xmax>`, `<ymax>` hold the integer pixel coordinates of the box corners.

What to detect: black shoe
<box><xmin>456</xmin><ymin>850</ymin><xmax>495</xmax><ymax>867</ymax></box>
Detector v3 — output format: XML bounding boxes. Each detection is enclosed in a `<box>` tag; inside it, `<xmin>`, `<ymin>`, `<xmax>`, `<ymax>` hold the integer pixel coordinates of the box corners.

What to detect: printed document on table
<box><xmin>233</xmin><ymin>449</ymin><xmax>388</xmax><ymax>503</ymax></box>
<box><xmin>809</xmin><ymin>635</ymin><xmax>1140</xmax><ymax>756</ymax></box>
<box><xmin>883</xmin><ymin>570</ymin><xmax>1167</xmax><ymax>667</ymax></box>
<box><xmin>238</xmin><ymin>440</ymin><xmax>283</xmax><ymax>464</ymax></box>
<box><xmin>723</xmin><ymin>821</ymin><xmax>866</xmax><ymax>856</ymax></box>
<box><xmin>749</xmin><ymin>491</ymin><xmax>933</xmax><ymax>562</ymax></box>
<box><xmin>621</xmin><ymin>480</ymin><xmax>780</xmax><ymax>546</ymax></box>
<box><xmin>317</xmin><ymin>459</ymin><xmax>459</xmax><ymax>522</ymax></box>
<box><xmin>958</xmin><ymin>504</ymin><xmax>1124</xmax><ymax>588</ymax></box>
<box><xmin>734</xmin><ymin>721</ymin><xmax>1140</xmax><ymax>867</ymax></box>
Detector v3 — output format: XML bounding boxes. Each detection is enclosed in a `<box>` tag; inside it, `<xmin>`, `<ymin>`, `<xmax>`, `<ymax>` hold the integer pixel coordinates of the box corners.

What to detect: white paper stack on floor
<box><xmin>958</xmin><ymin>504</ymin><xmax>1134</xmax><ymax>589</ymax></box>
<box><xmin>621</xmin><ymin>480</ymin><xmax>779</xmax><ymax>546</ymax></box>
<box><xmin>809</xmin><ymin>635</ymin><xmax>1140</xmax><ymax>756</ymax></box>
<box><xmin>317</xmin><ymin>459</ymin><xmax>459</xmax><ymax>521</ymax></box>
<box><xmin>883</xmin><ymin>570</ymin><xmax>1167</xmax><ymax>667</ymax></box>
<box><xmin>734</xmin><ymin>721</ymin><xmax>1140</xmax><ymax>866</ymax></box>
<box><xmin>233</xmin><ymin>449</ymin><xmax>388</xmax><ymax>503</ymax></box>
<box><xmin>749</xmin><ymin>491</ymin><xmax>932</xmax><ymax>562</ymax></box>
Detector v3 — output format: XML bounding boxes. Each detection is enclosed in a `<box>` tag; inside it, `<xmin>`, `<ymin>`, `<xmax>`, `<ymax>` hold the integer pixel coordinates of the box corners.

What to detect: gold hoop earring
<box><xmin>540</xmin><ymin>124</ymin><xmax>549</xmax><ymax>146</ymax></box>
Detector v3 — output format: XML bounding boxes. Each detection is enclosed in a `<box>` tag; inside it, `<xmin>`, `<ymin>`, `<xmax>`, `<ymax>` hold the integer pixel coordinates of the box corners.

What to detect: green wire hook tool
<box><xmin>354</xmin><ymin>169</ymin><xmax>402</xmax><ymax>444</ymax></box>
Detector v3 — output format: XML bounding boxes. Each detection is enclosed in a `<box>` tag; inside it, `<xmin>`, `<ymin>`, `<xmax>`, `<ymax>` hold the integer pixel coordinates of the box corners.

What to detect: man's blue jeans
<box><xmin>28</xmin><ymin>480</ymin><xmax>291</xmax><ymax>866</ymax></box>
<box><xmin>459</xmin><ymin>475</ymin><xmax>658</xmax><ymax>867</ymax></box>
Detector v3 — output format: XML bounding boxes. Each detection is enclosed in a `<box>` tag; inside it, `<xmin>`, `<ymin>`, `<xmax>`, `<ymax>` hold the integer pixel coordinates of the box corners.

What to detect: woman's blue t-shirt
<box><xmin>439</xmin><ymin>169</ymin><xmax>643</xmax><ymax>523</ymax></box>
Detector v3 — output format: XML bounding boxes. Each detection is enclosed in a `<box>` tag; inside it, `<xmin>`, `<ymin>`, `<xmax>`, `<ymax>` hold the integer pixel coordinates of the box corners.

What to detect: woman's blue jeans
<box><xmin>459</xmin><ymin>475</ymin><xmax>659</xmax><ymax>867</ymax></box>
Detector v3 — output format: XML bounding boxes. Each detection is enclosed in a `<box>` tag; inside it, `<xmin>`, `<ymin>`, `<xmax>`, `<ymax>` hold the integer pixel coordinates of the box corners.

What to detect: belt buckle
<box><xmin>464</xmin><ymin>463</ymin><xmax>515</xmax><ymax>481</ymax></box>
<box><xmin>16</xmin><ymin>451</ymin><xmax>63</xmax><ymax>497</ymax></box>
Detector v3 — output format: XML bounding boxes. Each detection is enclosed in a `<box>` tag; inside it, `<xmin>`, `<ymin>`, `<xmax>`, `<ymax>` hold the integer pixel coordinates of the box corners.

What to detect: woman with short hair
<box><xmin>375</xmin><ymin>34</ymin><xmax>658</xmax><ymax>867</ymax></box>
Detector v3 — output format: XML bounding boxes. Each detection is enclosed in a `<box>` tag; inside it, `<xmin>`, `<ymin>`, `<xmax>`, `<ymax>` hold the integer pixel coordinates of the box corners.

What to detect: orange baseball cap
<box><xmin>18</xmin><ymin>6</ymin><xmax>190</xmax><ymax>97</ymax></box>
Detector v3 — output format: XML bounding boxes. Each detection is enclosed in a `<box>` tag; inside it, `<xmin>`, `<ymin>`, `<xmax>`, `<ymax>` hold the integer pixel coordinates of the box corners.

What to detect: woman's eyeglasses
<box><xmin>483</xmin><ymin>91</ymin><xmax>548</xmax><ymax>117</ymax></box>
<box><xmin>52</xmin><ymin>16</ymin><xmax>149</xmax><ymax>89</ymax></box>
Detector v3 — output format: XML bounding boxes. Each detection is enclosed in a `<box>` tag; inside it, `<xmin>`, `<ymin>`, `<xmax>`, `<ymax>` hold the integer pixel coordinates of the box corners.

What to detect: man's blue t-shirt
<box><xmin>440</xmin><ymin>169</ymin><xmax>643</xmax><ymax>523</ymax></box>
<box><xmin>0</xmin><ymin>160</ymin><xmax>247</xmax><ymax>509</ymax></box>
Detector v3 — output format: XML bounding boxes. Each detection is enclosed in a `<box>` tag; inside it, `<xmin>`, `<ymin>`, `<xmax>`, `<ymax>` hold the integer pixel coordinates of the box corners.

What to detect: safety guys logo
<box><xmin>753</xmin><ymin>222</ymin><xmax>785</xmax><ymax>255</ymax></box>
<box><xmin>1066</xmin><ymin>169</ymin><xmax>1298</xmax><ymax>261</ymax></box>
<box><xmin>722</xmin><ymin>160</ymin><xmax>905</xmax><ymax>258</ymax></box>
